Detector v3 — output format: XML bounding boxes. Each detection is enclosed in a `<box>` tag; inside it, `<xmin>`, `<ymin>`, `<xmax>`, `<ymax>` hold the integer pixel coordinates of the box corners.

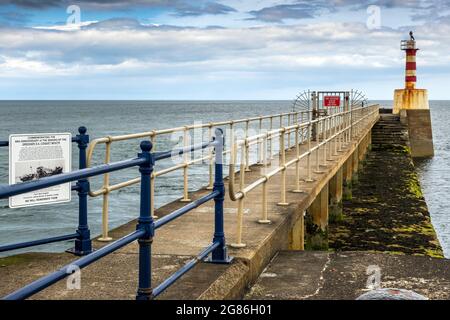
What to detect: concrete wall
<box><xmin>405</xmin><ymin>109</ymin><xmax>434</xmax><ymax>158</ymax></box>
<box><xmin>393</xmin><ymin>89</ymin><xmax>429</xmax><ymax>115</ymax></box>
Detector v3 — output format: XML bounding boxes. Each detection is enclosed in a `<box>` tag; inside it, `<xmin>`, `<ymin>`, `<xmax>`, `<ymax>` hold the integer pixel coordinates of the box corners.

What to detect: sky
<box><xmin>0</xmin><ymin>0</ymin><xmax>449</xmax><ymax>100</ymax></box>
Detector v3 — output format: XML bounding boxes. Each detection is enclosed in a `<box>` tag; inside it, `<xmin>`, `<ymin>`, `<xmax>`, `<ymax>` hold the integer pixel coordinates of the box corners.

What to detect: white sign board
<box><xmin>9</xmin><ymin>133</ymin><xmax>72</xmax><ymax>208</ymax></box>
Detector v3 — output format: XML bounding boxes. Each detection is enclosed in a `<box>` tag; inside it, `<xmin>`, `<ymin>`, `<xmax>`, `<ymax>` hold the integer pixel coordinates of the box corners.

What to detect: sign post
<box><xmin>9</xmin><ymin>133</ymin><xmax>72</xmax><ymax>208</ymax></box>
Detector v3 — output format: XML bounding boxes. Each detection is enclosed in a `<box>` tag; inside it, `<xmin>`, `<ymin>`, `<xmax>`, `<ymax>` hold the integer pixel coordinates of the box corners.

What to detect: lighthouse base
<box><xmin>393</xmin><ymin>88</ymin><xmax>429</xmax><ymax>115</ymax></box>
<box><xmin>392</xmin><ymin>89</ymin><xmax>434</xmax><ymax>158</ymax></box>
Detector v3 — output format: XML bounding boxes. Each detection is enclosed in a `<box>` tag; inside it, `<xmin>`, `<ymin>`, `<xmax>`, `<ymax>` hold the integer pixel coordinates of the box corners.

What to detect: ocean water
<box><xmin>0</xmin><ymin>100</ymin><xmax>448</xmax><ymax>258</ymax></box>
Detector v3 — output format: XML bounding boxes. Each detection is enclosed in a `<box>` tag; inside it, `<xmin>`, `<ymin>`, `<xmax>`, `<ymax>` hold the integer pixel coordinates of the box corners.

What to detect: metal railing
<box><xmin>0</xmin><ymin>128</ymin><xmax>232</xmax><ymax>300</ymax></box>
<box><xmin>86</xmin><ymin>109</ymin><xmax>313</xmax><ymax>241</ymax></box>
<box><xmin>228</xmin><ymin>104</ymin><xmax>379</xmax><ymax>247</ymax></box>
<box><xmin>0</xmin><ymin>127</ymin><xmax>92</xmax><ymax>255</ymax></box>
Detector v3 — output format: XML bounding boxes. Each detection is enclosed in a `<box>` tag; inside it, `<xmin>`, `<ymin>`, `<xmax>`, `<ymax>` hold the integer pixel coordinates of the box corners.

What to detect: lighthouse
<box><xmin>393</xmin><ymin>31</ymin><xmax>429</xmax><ymax>114</ymax></box>
<box><xmin>404</xmin><ymin>32</ymin><xmax>418</xmax><ymax>90</ymax></box>
<box><xmin>393</xmin><ymin>31</ymin><xmax>434</xmax><ymax>157</ymax></box>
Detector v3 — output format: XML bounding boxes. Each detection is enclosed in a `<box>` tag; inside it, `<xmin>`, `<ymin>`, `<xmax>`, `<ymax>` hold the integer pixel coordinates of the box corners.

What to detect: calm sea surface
<box><xmin>0</xmin><ymin>100</ymin><xmax>448</xmax><ymax>257</ymax></box>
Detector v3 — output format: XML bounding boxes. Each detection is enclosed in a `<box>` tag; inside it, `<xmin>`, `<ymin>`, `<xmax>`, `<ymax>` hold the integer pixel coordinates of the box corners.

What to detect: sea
<box><xmin>0</xmin><ymin>100</ymin><xmax>448</xmax><ymax>258</ymax></box>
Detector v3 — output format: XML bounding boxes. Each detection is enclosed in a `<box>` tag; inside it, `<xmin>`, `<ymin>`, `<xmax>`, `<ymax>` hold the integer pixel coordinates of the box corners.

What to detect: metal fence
<box><xmin>0</xmin><ymin>127</ymin><xmax>92</xmax><ymax>255</ymax></box>
<box><xmin>86</xmin><ymin>109</ymin><xmax>312</xmax><ymax>241</ymax></box>
<box><xmin>0</xmin><ymin>128</ymin><xmax>231</xmax><ymax>300</ymax></box>
<box><xmin>228</xmin><ymin>104</ymin><xmax>379</xmax><ymax>247</ymax></box>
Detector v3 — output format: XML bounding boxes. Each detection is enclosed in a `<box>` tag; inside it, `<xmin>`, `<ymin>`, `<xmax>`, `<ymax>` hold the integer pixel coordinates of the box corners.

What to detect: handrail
<box><xmin>0</xmin><ymin>136</ymin><xmax>81</xmax><ymax>148</ymax></box>
<box><xmin>86</xmin><ymin>108</ymin><xmax>313</xmax><ymax>241</ymax></box>
<box><xmin>0</xmin><ymin>157</ymin><xmax>146</xmax><ymax>198</ymax></box>
<box><xmin>0</xmin><ymin>127</ymin><xmax>93</xmax><ymax>255</ymax></box>
<box><xmin>2</xmin><ymin>128</ymin><xmax>232</xmax><ymax>300</ymax></box>
<box><xmin>228</xmin><ymin>104</ymin><xmax>380</xmax><ymax>247</ymax></box>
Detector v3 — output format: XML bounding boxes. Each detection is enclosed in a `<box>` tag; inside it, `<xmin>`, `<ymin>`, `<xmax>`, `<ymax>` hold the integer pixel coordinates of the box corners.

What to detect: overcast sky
<box><xmin>0</xmin><ymin>0</ymin><xmax>449</xmax><ymax>100</ymax></box>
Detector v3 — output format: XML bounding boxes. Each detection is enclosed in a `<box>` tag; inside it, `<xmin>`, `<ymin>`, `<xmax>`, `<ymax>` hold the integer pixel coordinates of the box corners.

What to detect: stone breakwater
<box><xmin>329</xmin><ymin>113</ymin><xmax>443</xmax><ymax>258</ymax></box>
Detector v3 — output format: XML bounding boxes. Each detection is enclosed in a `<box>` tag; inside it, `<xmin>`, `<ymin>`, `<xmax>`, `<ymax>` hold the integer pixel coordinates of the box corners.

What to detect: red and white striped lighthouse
<box><xmin>393</xmin><ymin>31</ymin><xmax>433</xmax><ymax>157</ymax></box>
<box><xmin>401</xmin><ymin>34</ymin><xmax>418</xmax><ymax>89</ymax></box>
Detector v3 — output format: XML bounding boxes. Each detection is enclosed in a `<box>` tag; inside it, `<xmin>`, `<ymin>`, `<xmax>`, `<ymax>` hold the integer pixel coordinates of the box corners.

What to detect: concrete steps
<box><xmin>371</xmin><ymin>113</ymin><xmax>409</xmax><ymax>148</ymax></box>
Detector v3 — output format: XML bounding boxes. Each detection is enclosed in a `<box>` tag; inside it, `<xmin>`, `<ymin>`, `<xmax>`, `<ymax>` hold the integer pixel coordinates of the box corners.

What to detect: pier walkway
<box><xmin>0</xmin><ymin>103</ymin><xmax>379</xmax><ymax>299</ymax></box>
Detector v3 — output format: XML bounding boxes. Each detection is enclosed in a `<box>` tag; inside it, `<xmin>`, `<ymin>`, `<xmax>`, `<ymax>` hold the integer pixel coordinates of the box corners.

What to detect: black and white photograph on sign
<box><xmin>15</xmin><ymin>160</ymin><xmax>65</xmax><ymax>183</ymax></box>
<box><xmin>9</xmin><ymin>133</ymin><xmax>71</xmax><ymax>208</ymax></box>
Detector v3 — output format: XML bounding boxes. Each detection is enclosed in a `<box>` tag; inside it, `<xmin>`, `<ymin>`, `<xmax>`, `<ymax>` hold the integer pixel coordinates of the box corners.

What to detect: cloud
<box><xmin>2</xmin><ymin>18</ymin><xmax>450</xmax><ymax>78</ymax></box>
<box><xmin>1</xmin><ymin>4</ymin><xmax>450</xmax><ymax>99</ymax></box>
<box><xmin>247</xmin><ymin>1</ymin><xmax>331</xmax><ymax>22</ymax></box>
<box><xmin>1</xmin><ymin>0</ymin><xmax>237</xmax><ymax>16</ymax></box>
<box><xmin>246</xmin><ymin>0</ymin><xmax>447</xmax><ymax>22</ymax></box>
<box><xmin>170</xmin><ymin>1</ymin><xmax>236</xmax><ymax>17</ymax></box>
<box><xmin>0</xmin><ymin>0</ymin><xmax>61</xmax><ymax>9</ymax></box>
<box><xmin>0</xmin><ymin>10</ymin><xmax>32</xmax><ymax>25</ymax></box>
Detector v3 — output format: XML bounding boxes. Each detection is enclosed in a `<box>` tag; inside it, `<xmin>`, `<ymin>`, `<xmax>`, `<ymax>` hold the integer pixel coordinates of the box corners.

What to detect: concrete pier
<box><xmin>329</xmin><ymin>112</ymin><xmax>443</xmax><ymax>257</ymax></box>
<box><xmin>245</xmin><ymin>251</ymin><xmax>450</xmax><ymax>300</ymax></box>
<box><xmin>329</xmin><ymin>167</ymin><xmax>343</xmax><ymax>222</ymax></box>
<box><xmin>0</xmin><ymin>105</ymin><xmax>446</xmax><ymax>300</ymax></box>
<box><xmin>0</xmin><ymin>108</ymin><xmax>378</xmax><ymax>300</ymax></box>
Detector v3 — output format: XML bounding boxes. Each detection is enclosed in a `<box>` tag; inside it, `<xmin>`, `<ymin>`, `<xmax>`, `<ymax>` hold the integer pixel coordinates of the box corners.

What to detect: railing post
<box><xmin>314</xmin><ymin>119</ymin><xmax>324</xmax><ymax>174</ymax></box>
<box><xmin>258</xmin><ymin>117</ymin><xmax>263</xmax><ymax>163</ymax></box>
<box><xmin>206</xmin><ymin>124</ymin><xmax>214</xmax><ymax>190</ymax></box>
<box><xmin>68</xmin><ymin>126</ymin><xmax>93</xmax><ymax>256</ymax></box>
<box><xmin>99</xmin><ymin>137</ymin><xmax>112</xmax><ymax>242</ymax></box>
<box><xmin>181</xmin><ymin>127</ymin><xmax>191</xmax><ymax>202</ymax></box>
<box><xmin>136</xmin><ymin>141</ymin><xmax>155</xmax><ymax>300</ymax></box>
<box><xmin>208</xmin><ymin>129</ymin><xmax>233</xmax><ymax>263</ymax></box>
<box><xmin>293</xmin><ymin>125</ymin><xmax>304</xmax><ymax>193</ymax></box>
<box><xmin>277</xmin><ymin>128</ymin><xmax>289</xmax><ymax>206</ymax></box>
<box><xmin>245</xmin><ymin>120</ymin><xmax>251</xmax><ymax>172</ymax></box>
<box><xmin>258</xmin><ymin>135</ymin><xmax>271</xmax><ymax>224</ymax></box>
<box><xmin>269</xmin><ymin>117</ymin><xmax>274</xmax><ymax>160</ymax></box>
<box><xmin>305</xmin><ymin>122</ymin><xmax>314</xmax><ymax>182</ymax></box>
<box><xmin>322</xmin><ymin>116</ymin><xmax>328</xmax><ymax>166</ymax></box>
<box><xmin>231</xmin><ymin>141</ymin><xmax>247</xmax><ymax>248</ymax></box>
<box><xmin>311</xmin><ymin>91</ymin><xmax>317</xmax><ymax>141</ymax></box>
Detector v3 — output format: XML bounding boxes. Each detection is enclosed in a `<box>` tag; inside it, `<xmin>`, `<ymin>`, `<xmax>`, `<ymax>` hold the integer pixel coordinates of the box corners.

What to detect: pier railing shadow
<box><xmin>0</xmin><ymin>128</ymin><xmax>232</xmax><ymax>300</ymax></box>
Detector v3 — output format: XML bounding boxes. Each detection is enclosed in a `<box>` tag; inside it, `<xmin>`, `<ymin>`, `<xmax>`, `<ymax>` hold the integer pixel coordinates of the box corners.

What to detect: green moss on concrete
<box><xmin>407</xmin><ymin>172</ymin><xmax>423</xmax><ymax>199</ymax></box>
<box><xmin>343</xmin><ymin>181</ymin><xmax>352</xmax><ymax>201</ymax></box>
<box><xmin>351</xmin><ymin>173</ymin><xmax>359</xmax><ymax>185</ymax></box>
<box><xmin>0</xmin><ymin>255</ymin><xmax>29</xmax><ymax>267</ymax></box>
<box><xmin>328</xmin><ymin>127</ymin><xmax>443</xmax><ymax>258</ymax></box>
<box><xmin>329</xmin><ymin>201</ymin><xmax>343</xmax><ymax>223</ymax></box>
<box><xmin>305</xmin><ymin>214</ymin><xmax>329</xmax><ymax>251</ymax></box>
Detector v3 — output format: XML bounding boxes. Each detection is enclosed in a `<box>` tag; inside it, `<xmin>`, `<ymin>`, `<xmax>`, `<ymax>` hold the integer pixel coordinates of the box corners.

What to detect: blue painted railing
<box><xmin>0</xmin><ymin>127</ymin><xmax>92</xmax><ymax>256</ymax></box>
<box><xmin>0</xmin><ymin>128</ymin><xmax>232</xmax><ymax>300</ymax></box>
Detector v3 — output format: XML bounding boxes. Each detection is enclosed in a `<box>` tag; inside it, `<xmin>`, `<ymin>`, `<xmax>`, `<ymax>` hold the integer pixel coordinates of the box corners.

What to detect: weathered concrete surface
<box><xmin>406</xmin><ymin>109</ymin><xmax>434</xmax><ymax>158</ymax></box>
<box><xmin>329</xmin><ymin>114</ymin><xmax>443</xmax><ymax>258</ymax></box>
<box><xmin>393</xmin><ymin>88</ymin><xmax>429</xmax><ymax>115</ymax></box>
<box><xmin>0</xmin><ymin>113</ymin><xmax>378</xmax><ymax>300</ymax></box>
<box><xmin>245</xmin><ymin>251</ymin><xmax>450</xmax><ymax>300</ymax></box>
<box><xmin>329</xmin><ymin>145</ymin><xmax>443</xmax><ymax>257</ymax></box>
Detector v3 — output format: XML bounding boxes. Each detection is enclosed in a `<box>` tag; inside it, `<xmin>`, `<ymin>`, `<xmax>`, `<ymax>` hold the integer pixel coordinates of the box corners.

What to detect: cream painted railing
<box><xmin>86</xmin><ymin>110</ymin><xmax>311</xmax><ymax>241</ymax></box>
<box><xmin>228</xmin><ymin>105</ymin><xmax>379</xmax><ymax>247</ymax></box>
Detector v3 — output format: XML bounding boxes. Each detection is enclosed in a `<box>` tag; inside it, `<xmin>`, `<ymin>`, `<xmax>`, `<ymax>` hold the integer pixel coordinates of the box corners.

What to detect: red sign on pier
<box><xmin>324</xmin><ymin>96</ymin><xmax>341</xmax><ymax>107</ymax></box>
